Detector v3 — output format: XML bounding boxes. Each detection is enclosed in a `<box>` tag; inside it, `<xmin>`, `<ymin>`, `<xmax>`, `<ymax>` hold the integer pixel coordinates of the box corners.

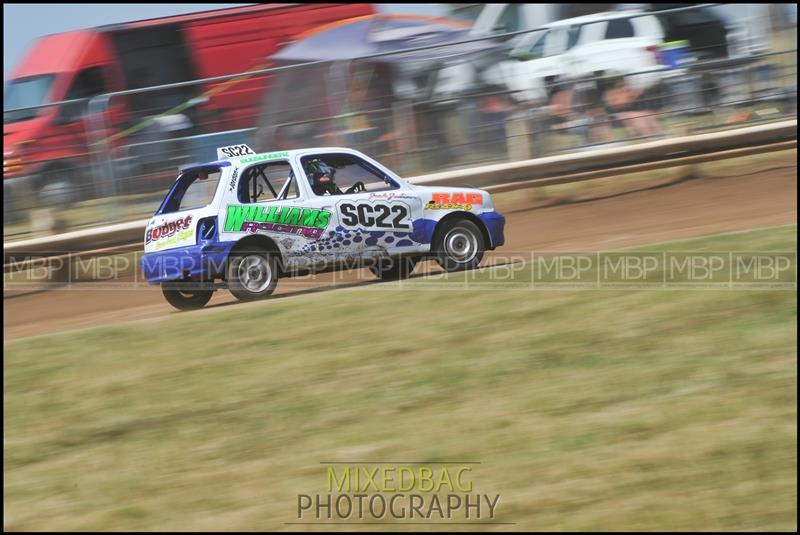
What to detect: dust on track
<box><xmin>4</xmin><ymin>166</ymin><xmax>797</xmax><ymax>341</ymax></box>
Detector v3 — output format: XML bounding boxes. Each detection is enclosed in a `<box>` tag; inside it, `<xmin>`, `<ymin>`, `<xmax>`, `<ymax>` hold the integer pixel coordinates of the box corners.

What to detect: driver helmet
<box><xmin>306</xmin><ymin>159</ymin><xmax>337</xmax><ymax>194</ymax></box>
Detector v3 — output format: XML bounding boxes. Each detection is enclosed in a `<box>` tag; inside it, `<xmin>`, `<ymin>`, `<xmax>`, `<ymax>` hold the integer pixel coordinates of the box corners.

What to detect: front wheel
<box><xmin>39</xmin><ymin>166</ymin><xmax>79</xmax><ymax>207</ymax></box>
<box><xmin>227</xmin><ymin>249</ymin><xmax>279</xmax><ymax>301</ymax></box>
<box><xmin>161</xmin><ymin>282</ymin><xmax>214</xmax><ymax>310</ymax></box>
<box><xmin>434</xmin><ymin>219</ymin><xmax>485</xmax><ymax>272</ymax></box>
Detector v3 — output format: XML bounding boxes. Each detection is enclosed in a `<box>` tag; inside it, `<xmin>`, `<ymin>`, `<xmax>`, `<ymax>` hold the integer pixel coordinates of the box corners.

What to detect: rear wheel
<box><xmin>369</xmin><ymin>256</ymin><xmax>418</xmax><ymax>280</ymax></box>
<box><xmin>434</xmin><ymin>218</ymin><xmax>485</xmax><ymax>272</ymax></box>
<box><xmin>161</xmin><ymin>282</ymin><xmax>214</xmax><ymax>310</ymax></box>
<box><xmin>227</xmin><ymin>249</ymin><xmax>279</xmax><ymax>301</ymax></box>
<box><xmin>39</xmin><ymin>164</ymin><xmax>88</xmax><ymax>206</ymax></box>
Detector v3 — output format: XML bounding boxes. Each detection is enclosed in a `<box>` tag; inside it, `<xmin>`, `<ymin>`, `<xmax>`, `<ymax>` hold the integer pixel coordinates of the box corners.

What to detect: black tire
<box><xmin>161</xmin><ymin>282</ymin><xmax>214</xmax><ymax>310</ymax></box>
<box><xmin>227</xmin><ymin>248</ymin><xmax>279</xmax><ymax>301</ymax></box>
<box><xmin>369</xmin><ymin>256</ymin><xmax>418</xmax><ymax>281</ymax></box>
<box><xmin>39</xmin><ymin>164</ymin><xmax>85</xmax><ymax>206</ymax></box>
<box><xmin>434</xmin><ymin>218</ymin><xmax>485</xmax><ymax>272</ymax></box>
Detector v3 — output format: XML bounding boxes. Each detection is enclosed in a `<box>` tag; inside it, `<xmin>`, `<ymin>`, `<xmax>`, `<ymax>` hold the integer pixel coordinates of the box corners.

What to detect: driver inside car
<box><xmin>306</xmin><ymin>159</ymin><xmax>364</xmax><ymax>196</ymax></box>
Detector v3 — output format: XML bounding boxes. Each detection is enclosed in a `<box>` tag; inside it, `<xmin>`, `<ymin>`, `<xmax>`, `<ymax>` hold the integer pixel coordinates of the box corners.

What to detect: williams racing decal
<box><xmin>146</xmin><ymin>215</ymin><xmax>193</xmax><ymax>244</ymax></box>
<box><xmin>225</xmin><ymin>205</ymin><xmax>331</xmax><ymax>239</ymax></box>
<box><xmin>337</xmin><ymin>201</ymin><xmax>412</xmax><ymax>231</ymax></box>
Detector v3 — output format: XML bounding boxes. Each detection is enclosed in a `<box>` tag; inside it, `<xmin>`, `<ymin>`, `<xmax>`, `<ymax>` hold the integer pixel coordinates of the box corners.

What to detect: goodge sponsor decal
<box><xmin>154</xmin><ymin>229</ymin><xmax>194</xmax><ymax>250</ymax></box>
<box><xmin>146</xmin><ymin>215</ymin><xmax>193</xmax><ymax>244</ymax></box>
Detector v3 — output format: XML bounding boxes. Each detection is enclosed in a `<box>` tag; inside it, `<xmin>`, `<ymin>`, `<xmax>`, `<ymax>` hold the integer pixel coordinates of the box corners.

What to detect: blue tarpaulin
<box><xmin>272</xmin><ymin>14</ymin><xmax>490</xmax><ymax>64</ymax></box>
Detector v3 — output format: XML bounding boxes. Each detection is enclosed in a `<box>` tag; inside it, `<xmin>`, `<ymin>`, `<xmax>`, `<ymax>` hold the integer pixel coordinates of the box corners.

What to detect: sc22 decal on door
<box><xmin>336</xmin><ymin>201</ymin><xmax>412</xmax><ymax>231</ymax></box>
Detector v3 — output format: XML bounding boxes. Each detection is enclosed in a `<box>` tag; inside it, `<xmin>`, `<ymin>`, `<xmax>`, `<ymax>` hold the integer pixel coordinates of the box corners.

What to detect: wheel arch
<box><xmin>36</xmin><ymin>159</ymin><xmax>75</xmax><ymax>187</ymax></box>
<box><xmin>227</xmin><ymin>234</ymin><xmax>285</xmax><ymax>274</ymax></box>
<box><xmin>36</xmin><ymin>158</ymin><xmax>93</xmax><ymax>201</ymax></box>
<box><xmin>430</xmin><ymin>211</ymin><xmax>491</xmax><ymax>250</ymax></box>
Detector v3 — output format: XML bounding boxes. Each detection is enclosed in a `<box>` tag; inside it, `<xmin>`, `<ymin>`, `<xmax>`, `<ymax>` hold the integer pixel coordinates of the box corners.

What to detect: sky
<box><xmin>3</xmin><ymin>4</ymin><xmax>254</xmax><ymax>79</ymax></box>
<box><xmin>3</xmin><ymin>3</ymin><xmax>451</xmax><ymax>81</ymax></box>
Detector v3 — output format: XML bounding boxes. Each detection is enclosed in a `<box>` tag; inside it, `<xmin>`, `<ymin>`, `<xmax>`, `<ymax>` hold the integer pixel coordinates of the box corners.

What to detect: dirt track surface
<box><xmin>4</xmin><ymin>166</ymin><xmax>797</xmax><ymax>340</ymax></box>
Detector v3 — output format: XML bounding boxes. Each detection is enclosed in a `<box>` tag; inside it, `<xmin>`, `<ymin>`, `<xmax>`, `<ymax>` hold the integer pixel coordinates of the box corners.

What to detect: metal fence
<box><xmin>3</xmin><ymin>8</ymin><xmax>797</xmax><ymax>241</ymax></box>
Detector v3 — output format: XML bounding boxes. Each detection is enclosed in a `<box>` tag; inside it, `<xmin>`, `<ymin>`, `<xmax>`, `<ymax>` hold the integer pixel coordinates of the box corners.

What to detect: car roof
<box><xmin>542</xmin><ymin>10</ymin><xmax>649</xmax><ymax>29</ymax></box>
<box><xmin>187</xmin><ymin>147</ymin><xmax>364</xmax><ymax>170</ymax></box>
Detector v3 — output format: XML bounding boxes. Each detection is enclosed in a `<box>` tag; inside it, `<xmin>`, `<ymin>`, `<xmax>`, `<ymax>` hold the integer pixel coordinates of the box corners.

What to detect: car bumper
<box><xmin>480</xmin><ymin>211</ymin><xmax>505</xmax><ymax>249</ymax></box>
<box><xmin>141</xmin><ymin>241</ymin><xmax>234</xmax><ymax>284</ymax></box>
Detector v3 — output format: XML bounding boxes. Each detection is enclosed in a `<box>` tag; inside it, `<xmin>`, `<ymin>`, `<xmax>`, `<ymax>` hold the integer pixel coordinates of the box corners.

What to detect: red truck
<box><xmin>3</xmin><ymin>3</ymin><xmax>374</xmax><ymax>215</ymax></box>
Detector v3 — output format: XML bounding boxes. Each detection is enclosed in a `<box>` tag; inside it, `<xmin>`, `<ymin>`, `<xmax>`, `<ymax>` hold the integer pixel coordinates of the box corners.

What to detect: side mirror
<box><xmin>510</xmin><ymin>51</ymin><xmax>539</xmax><ymax>61</ymax></box>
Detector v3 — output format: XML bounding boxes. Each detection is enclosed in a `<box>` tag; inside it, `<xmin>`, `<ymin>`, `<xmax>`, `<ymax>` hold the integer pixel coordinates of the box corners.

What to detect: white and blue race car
<box><xmin>141</xmin><ymin>145</ymin><xmax>505</xmax><ymax>310</ymax></box>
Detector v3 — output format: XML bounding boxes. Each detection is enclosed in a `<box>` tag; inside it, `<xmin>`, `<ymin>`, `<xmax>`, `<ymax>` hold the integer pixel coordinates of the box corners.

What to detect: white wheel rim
<box><xmin>444</xmin><ymin>228</ymin><xmax>478</xmax><ymax>263</ymax></box>
<box><xmin>239</xmin><ymin>255</ymin><xmax>272</xmax><ymax>293</ymax></box>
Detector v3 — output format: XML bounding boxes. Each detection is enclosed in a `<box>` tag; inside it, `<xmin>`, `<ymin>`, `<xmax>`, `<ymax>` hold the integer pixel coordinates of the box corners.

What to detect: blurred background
<box><xmin>2</xmin><ymin>2</ymin><xmax>796</xmax><ymax>239</ymax></box>
<box><xmin>3</xmin><ymin>5</ymin><xmax>796</xmax><ymax>531</ymax></box>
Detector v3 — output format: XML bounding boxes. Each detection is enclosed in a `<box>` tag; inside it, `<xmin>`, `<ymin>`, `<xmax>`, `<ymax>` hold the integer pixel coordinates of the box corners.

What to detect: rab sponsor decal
<box><xmin>225</xmin><ymin>205</ymin><xmax>330</xmax><ymax>239</ymax></box>
<box><xmin>146</xmin><ymin>215</ymin><xmax>193</xmax><ymax>244</ymax></box>
<box><xmin>425</xmin><ymin>192</ymin><xmax>483</xmax><ymax>210</ymax></box>
<box><xmin>337</xmin><ymin>201</ymin><xmax>411</xmax><ymax>231</ymax></box>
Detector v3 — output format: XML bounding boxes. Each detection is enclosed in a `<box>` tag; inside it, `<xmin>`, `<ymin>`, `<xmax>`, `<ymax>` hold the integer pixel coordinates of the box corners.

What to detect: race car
<box><xmin>141</xmin><ymin>144</ymin><xmax>505</xmax><ymax>310</ymax></box>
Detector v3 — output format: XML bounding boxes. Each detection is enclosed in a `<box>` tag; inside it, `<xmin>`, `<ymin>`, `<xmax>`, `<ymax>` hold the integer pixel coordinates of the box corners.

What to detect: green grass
<box><xmin>4</xmin><ymin>226</ymin><xmax>797</xmax><ymax>531</ymax></box>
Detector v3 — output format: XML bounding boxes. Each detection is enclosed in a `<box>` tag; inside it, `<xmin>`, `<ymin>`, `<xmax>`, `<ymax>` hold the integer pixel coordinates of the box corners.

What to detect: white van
<box><xmin>486</xmin><ymin>11</ymin><xmax>667</xmax><ymax>102</ymax></box>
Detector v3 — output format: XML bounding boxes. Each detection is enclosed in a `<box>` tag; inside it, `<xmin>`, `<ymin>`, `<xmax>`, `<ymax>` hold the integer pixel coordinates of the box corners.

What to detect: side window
<box><xmin>544</xmin><ymin>28</ymin><xmax>568</xmax><ymax>56</ymax></box>
<box><xmin>495</xmin><ymin>4</ymin><xmax>521</xmax><ymax>34</ymax></box>
<box><xmin>159</xmin><ymin>167</ymin><xmax>222</xmax><ymax>214</ymax></box>
<box><xmin>582</xmin><ymin>22</ymin><xmax>606</xmax><ymax>44</ymax></box>
<box><xmin>180</xmin><ymin>169</ymin><xmax>220</xmax><ymax>211</ymax></box>
<box><xmin>449</xmin><ymin>4</ymin><xmax>483</xmax><ymax>24</ymax></box>
<box><xmin>566</xmin><ymin>25</ymin><xmax>582</xmax><ymax>49</ymax></box>
<box><xmin>525</xmin><ymin>31</ymin><xmax>548</xmax><ymax>59</ymax></box>
<box><xmin>238</xmin><ymin>161</ymin><xmax>298</xmax><ymax>204</ymax></box>
<box><xmin>66</xmin><ymin>67</ymin><xmax>108</xmax><ymax>100</ymax></box>
<box><xmin>301</xmin><ymin>154</ymin><xmax>398</xmax><ymax>197</ymax></box>
<box><xmin>605</xmin><ymin>18</ymin><xmax>635</xmax><ymax>39</ymax></box>
<box><xmin>58</xmin><ymin>66</ymin><xmax>108</xmax><ymax>123</ymax></box>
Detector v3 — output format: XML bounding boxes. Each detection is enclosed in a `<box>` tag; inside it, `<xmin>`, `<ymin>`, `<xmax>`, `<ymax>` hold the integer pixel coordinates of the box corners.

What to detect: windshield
<box><xmin>157</xmin><ymin>166</ymin><xmax>222</xmax><ymax>215</ymax></box>
<box><xmin>510</xmin><ymin>30</ymin><xmax>546</xmax><ymax>59</ymax></box>
<box><xmin>4</xmin><ymin>74</ymin><xmax>56</xmax><ymax>123</ymax></box>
